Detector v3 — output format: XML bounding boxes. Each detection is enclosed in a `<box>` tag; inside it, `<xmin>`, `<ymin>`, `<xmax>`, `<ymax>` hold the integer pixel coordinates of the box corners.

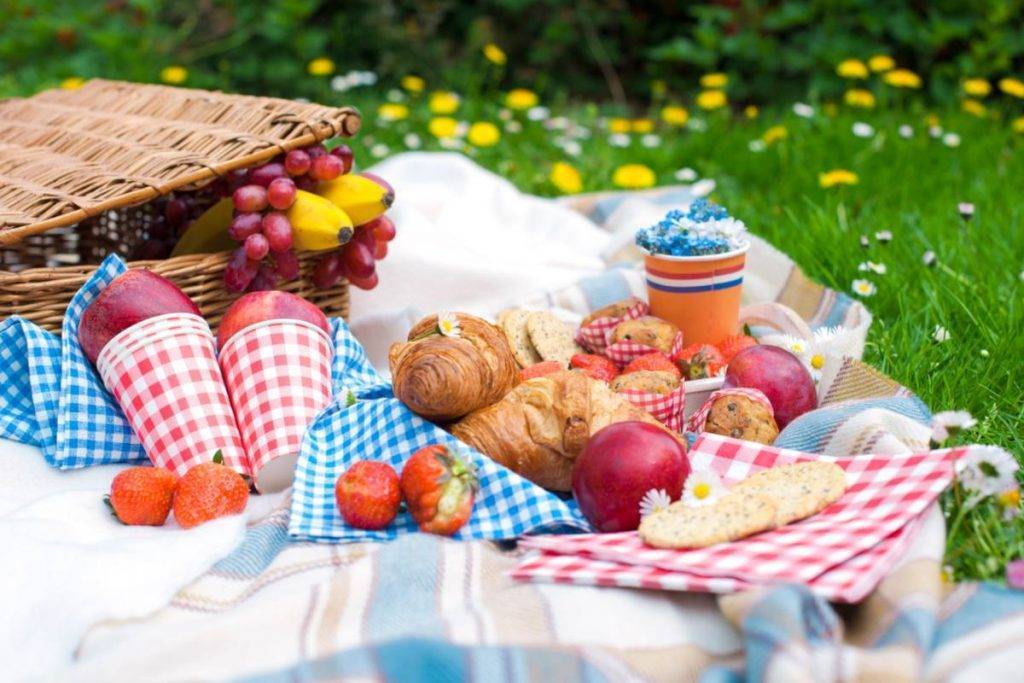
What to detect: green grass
<box><xmin>340</xmin><ymin>93</ymin><xmax>1024</xmax><ymax>581</ymax></box>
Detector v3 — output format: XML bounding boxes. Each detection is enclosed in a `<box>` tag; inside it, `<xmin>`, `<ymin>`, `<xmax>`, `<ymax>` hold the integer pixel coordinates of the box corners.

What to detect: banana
<box><xmin>173</xmin><ymin>190</ymin><xmax>353</xmax><ymax>256</ymax></box>
<box><xmin>316</xmin><ymin>173</ymin><xmax>394</xmax><ymax>226</ymax></box>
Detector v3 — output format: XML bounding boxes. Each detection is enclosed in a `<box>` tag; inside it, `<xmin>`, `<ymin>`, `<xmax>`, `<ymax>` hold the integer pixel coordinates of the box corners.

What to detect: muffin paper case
<box><xmin>686</xmin><ymin>387</ymin><xmax>774</xmax><ymax>434</ymax></box>
<box><xmin>643</xmin><ymin>243</ymin><xmax>750</xmax><ymax>346</ymax></box>
<box><xmin>575</xmin><ymin>300</ymin><xmax>650</xmax><ymax>354</ymax></box>
<box><xmin>219</xmin><ymin>319</ymin><xmax>334</xmax><ymax>493</ymax></box>
<box><xmin>617</xmin><ymin>383</ymin><xmax>686</xmax><ymax>432</ymax></box>
<box><xmin>95</xmin><ymin>313</ymin><xmax>249</xmax><ymax>477</ymax></box>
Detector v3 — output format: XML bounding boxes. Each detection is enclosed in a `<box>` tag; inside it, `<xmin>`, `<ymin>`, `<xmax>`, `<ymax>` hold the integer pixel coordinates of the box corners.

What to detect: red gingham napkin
<box><xmin>96</xmin><ymin>313</ymin><xmax>248</xmax><ymax>477</ymax></box>
<box><xmin>686</xmin><ymin>387</ymin><xmax>775</xmax><ymax>434</ymax></box>
<box><xmin>617</xmin><ymin>383</ymin><xmax>686</xmax><ymax>432</ymax></box>
<box><xmin>575</xmin><ymin>299</ymin><xmax>648</xmax><ymax>354</ymax></box>
<box><xmin>219</xmin><ymin>319</ymin><xmax>334</xmax><ymax>492</ymax></box>
<box><xmin>518</xmin><ymin>434</ymin><xmax>962</xmax><ymax>587</ymax></box>
<box><xmin>604</xmin><ymin>331</ymin><xmax>684</xmax><ymax>368</ymax></box>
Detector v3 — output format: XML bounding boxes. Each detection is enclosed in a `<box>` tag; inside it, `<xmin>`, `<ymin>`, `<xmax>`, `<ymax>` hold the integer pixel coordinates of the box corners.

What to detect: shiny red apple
<box><xmin>79</xmin><ymin>270</ymin><xmax>199</xmax><ymax>364</ymax></box>
<box><xmin>217</xmin><ymin>290</ymin><xmax>329</xmax><ymax>349</ymax></box>
<box><xmin>572</xmin><ymin>421</ymin><xmax>689</xmax><ymax>532</ymax></box>
<box><xmin>724</xmin><ymin>345</ymin><xmax>817</xmax><ymax>428</ymax></box>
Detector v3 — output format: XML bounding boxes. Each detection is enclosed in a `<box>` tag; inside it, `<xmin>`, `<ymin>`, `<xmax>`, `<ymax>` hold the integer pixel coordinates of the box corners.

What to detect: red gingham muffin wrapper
<box><xmin>574</xmin><ymin>299</ymin><xmax>649</xmax><ymax>354</ymax></box>
<box><xmin>686</xmin><ymin>387</ymin><xmax>775</xmax><ymax>434</ymax></box>
<box><xmin>219</xmin><ymin>319</ymin><xmax>334</xmax><ymax>493</ymax></box>
<box><xmin>96</xmin><ymin>313</ymin><xmax>248</xmax><ymax>478</ymax></box>
<box><xmin>604</xmin><ymin>331</ymin><xmax>684</xmax><ymax>368</ymax></box>
<box><xmin>616</xmin><ymin>382</ymin><xmax>686</xmax><ymax>432</ymax></box>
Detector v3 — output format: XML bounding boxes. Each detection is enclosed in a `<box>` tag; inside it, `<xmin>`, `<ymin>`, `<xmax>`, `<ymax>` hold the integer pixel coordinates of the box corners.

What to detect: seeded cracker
<box><xmin>526</xmin><ymin>311</ymin><xmax>581</xmax><ymax>368</ymax></box>
<box><xmin>730</xmin><ymin>461</ymin><xmax>847</xmax><ymax>526</ymax></box>
<box><xmin>639</xmin><ymin>493</ymin><xmax>777</xmax><ymax>549</ymax></box>
<box><xmin>500</xmin><ymin>309</ymin><xmax>542</xmax><ymax>368</ymax></box>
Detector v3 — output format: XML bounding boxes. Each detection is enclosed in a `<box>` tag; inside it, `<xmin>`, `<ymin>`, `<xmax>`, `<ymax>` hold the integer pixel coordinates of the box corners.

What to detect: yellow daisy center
<box><xmin>693</xmin><ymin>482</ymin><xmax>711</xmax><ymax>499</ymax></box>
<box><xmin>811</xmin><ymin>354</ymin><xmax>825</xmax><ymax>370</ymax></box>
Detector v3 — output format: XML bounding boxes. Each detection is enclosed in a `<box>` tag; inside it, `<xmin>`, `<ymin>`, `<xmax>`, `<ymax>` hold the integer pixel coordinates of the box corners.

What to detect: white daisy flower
<box><xmin>641</xmin><ymin>134</ymin><xmax>662</xmax><ymax>148</ymax></box>
<box><xmin>748</xmin><ymin>139</ymin><xmax>767</xmax><ymax>152</ymax></box>
<box><xmin>898</xmin><ymin>125</ymin><xmax>914</xmax><ymax>139</ymax></box>
<box><xmin>923</xmin><ymin>250</ymin><xmax>937</xmax><ymax>267</ymax></box>
<box><xmin>370</xmin><ymin>143</ymin><xmax>389</xmax><ymax>159</ymax></box>
<box><xmin>498</xmin><ymin>108</ymin><xmax>513</xmax><ymax>121</ymax></box>
<box><xmin>404</xmin><ymin>133</ymin><xmax>422</xmax><ymax>149</ymax></box>
<box><xmin>875</xmin><ymin>230</ymin><xmax>893</xmax><ymax>243</ymax></box>
<box><xmin>674</xmin><ymin>167</ymin><xmax>698</xmax><ymax>182</ymax></box>
<box><xmin>682</xmin><ymin>469</ymin><xmax>725</xmax><ymax>507</ymax></box>
<box><xmin>931</xmin><ymin>410</ymin><xmax>977</xmax><ymax>443</ymax></box>
<box><xmin>437</xmin><ymin>312</ymin><xmax>461</xmax><ymax>338</ymax></box>
<box><xmin>439</xmin><ymin>137</ymin><xmax>464</xmax><ymax>150</ymax></box>
<box><xmin>859</xmin><ymin>234</ymin><xmax>870</xmax><ymax>248</ymax></box>
<box><xmin>928</xmin><ymin>125</ymin><xmax>943</xmax><ymax>138</ymax></box>
<box><xmin>852</xmin><ymin>279</ymin><xmax>876</xmax><ymax>297</ymax></box>
<box><xmin>858</xmin><ymin>261</ymin><xmax>887</xmax><ymax>274</ymax></box>
<box><xmin>555</xmin><ymin>138</ymin><xmax>582</xmax><ymax>157</ymax></box>
<box><xmin>852</xmin><ymin>122</ymin><xmax>875</xmax><ymax>138</ymax></box>
<box><xmin>943</xmin><ymin>133</ymin><xmax>961</xmax><ymax>147</ymax></box>
<box><xmin>608</xmin><ymin>133</ymin><xmax>631</xmax><ymax>147</ymax></box>
<box><xmin>504</xmin><ymin>120</ymin><xmax>523</xmax><ymax>134</ymax></box>
<box><xmin>639</xmin><ymin>489</ymin><xmax>673</xmax><ymax>518</ymax></box>
<box><xmin>956</xmin><ymin>446</ymin><xmax>1019</xmax><ymax>506</ymax></box>
<box><xmin>331</xmin><ymin>74</ymin><xmax>355</xmax><ymax>92</ymax></box>
<box><xmin>793</xmin><ymin>102</ymin><xmax>815</xmax><ymax>118</ymax></box>
<box><xmin>980</xmin><ymin>349</ymin><xmax>990</xmax><ymax>358</ymax></box>
<box><xmin>570</xmin><ymin>125</ymin><xmax>592</xmax><ymax>139</ymax></box>
<box><xmin>544</xmin><ymin>116</ymin><xmax>569</xmax><ymax>130</ymax></box>
<box><xmin>386</xmin><ymin>89</ymin><xmax>405</xmax><ymax>102</ymax></box>
<box><xmin>958</xmin><ymin>202</ymin><xmax>975</xmax><ymax>220</ymax></box>
<box><xmin>933</xmin><ymin>325</ymin><xmax>950</xmax><ymax>343</ymax></box>
<box><xmin>527</xmin><ymin>106</ymin><xmax>550</xmax><ymax>121</ymax></box>
<box><xmin>687</xmin><ymin>117</ymin><xmax>708</xmax><ymax>132</ymax></box>
<box><xmin>454</xmin><ymin>121</ymin><xmax>469</xmax><ymax>138</ymax></box>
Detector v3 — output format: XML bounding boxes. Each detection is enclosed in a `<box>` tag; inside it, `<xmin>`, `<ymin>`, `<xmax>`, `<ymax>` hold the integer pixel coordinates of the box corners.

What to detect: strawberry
<box><xmin>520</xmin><ymin>360</ymin><xmax>563</xmax><ymax>382</ymax></box>
<box><xmin>400</xmin><ymin>445</ymin><xmax>478</xmax><ymax>536</ymax></box>
<box><xmin>717</xmin><ymin>334</ymin><xmax>758</xmax><ymax>363</ymax></box>
<box><xmin>570</xmin><ymin>354</ymin><xmax>619</xmax><ymax>383</ymax></box>
<box><xmin>172</xmin><ymin>452</ymin><xmax>249</xmax><ymax>529</ymax></box>
<box><xmin>106</xmin><ymin>466</ymin><xmax>176</xmax><ymax>526</ymax></box>
<box><xmin>675</xmin><ymin>343</ymin><xmax>725</xmax><ymax>380</ymax></box>
<box><xmin>623</xmin><ymin>352</ymin><xmax>681</xmax><ymax>379</ymax></box>
<box><xmin>335</xmin><ymin>461</ymin><xmax>401</xmax><ymax>530</ymax></box>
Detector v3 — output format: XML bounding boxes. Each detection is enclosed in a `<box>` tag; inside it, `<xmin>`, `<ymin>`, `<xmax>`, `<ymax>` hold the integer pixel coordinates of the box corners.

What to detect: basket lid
<box><xmin>0</xmin><ymin>79</ymin><xmax>361</xmax><ymax>245</ymax></box>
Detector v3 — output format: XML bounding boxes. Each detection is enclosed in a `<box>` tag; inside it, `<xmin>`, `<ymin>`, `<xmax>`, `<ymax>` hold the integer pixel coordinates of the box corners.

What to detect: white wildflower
<box><xmin>639</xmin><ymin>489</ymin><xmax>673</xmax><ymax>518</ymax></box>
<box><xmin>641</xmin><ymin>134</ymin><xmax>662</xmax><ymax>148</ymax></box>
<box><xmin>403</xmin><ymin>133</ymin><xmax>422</xmax><ymax>149</ymax></box>
<box><xmin>674</xmin><ymin>167</ymin><xmax>698</xmax><ymax>182</ymax></box>
<box><xmin>943</xmin><ymin>132</ymin><xmax>961</xmax><ymax>147</ymax></box>
<box><xmin>793</xmin><ymin>102</ymin><xmax>815</xmax><ymax>118</ymax></box>
<box><xmin>527</xmin><ymin>106</ymin><xmax>550</xmax><ymax>121</ymax></box>
<box><xmin>852</xmin><ymin>279</ymin><xmax>876</xmax><ymax>297</ymax></box>
<box><xmin>682</xmin><ymin>470</ymin><xmax>725</xmax><ymax>507</ymax></box>
<box><xmin>933</xmin><ymin>325</ymin><xmax>950</xmax><ymax>343</ymax></box>
<box><xmin>852</xmin><ymin>122</ymin><xmax>875</xmax><ymax>138</ymax></box>
<box><xmin>956</xmin><ymin>446</ymin><xmax>1019</xmax><ymax>506</ymax></box>
<box><xmin>931</xmin><ymin>410</ymin><xmax>977</xmax><ymax>443</ymax></box>
<box><xmin>748</xmin><ymin>139</ymin><xmax>767</xmax><ymax>152</ymax></box>
<box><xmin>608</xmin><ymin>133</ymin><xmax>631</xmax><ymax>147</ymax></box>
<box><xmin>437</xmin><ymin>312</ymin><xmax>461</xmax><ymax>338</ymax></box>
<box><xmin>898</xmin><ymin>125</ymin><xmax>914</xmax><ymax>139</ymax></box>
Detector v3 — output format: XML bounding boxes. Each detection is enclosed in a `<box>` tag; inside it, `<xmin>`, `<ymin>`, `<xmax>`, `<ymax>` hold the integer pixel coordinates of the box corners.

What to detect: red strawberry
<box><xmin>172</xmin><ymin>452</ymin><xmax>249</xmax><ymax>529</ymax></box>
<box><xmin>519</xmin><ymin>360</ymin><xmax>563</xmax><ymax>382</ymax></box>
<box><xmin>570</xmin><ymin>354</ymin><xmax>619</xmax><ymax>383</ymax></box>
<box><xmin>675</xmin><ymin>343</ymin><xmax>725</xmax><ymax>380</ymax></box>
<box><xmin>717</xmin><ymin>334</ymin><xmax>758</xmax><ymax>363</ymax></box>
<box><xmin>400</xmin><ymin>445</ymin><xmax>478</xmax><ymax>536</ymax></box>
<box><xmin>106</xmin><ymin>466</ymin><xmax>176</xmax><ymax>526</ymax></box>
<box><xmin>335</xmin><ymin>461</ymin><xmax>401</xmax><ymax>530</ymax></box>
<box><xmin>623</xmin><ymin>352</ymin><xmax>681</xmax><ymax>379</ymax></box>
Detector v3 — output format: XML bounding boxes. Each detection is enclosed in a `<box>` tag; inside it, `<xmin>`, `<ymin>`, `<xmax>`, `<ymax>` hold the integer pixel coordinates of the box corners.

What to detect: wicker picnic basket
<box><xmin>0</xmin><ymin>79</ymin><xmax>362</xmax><ymax>333</ymax></box>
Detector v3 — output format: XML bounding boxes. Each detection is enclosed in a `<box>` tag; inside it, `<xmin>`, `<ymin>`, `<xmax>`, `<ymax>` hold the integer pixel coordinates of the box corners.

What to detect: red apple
<box><xmin>217</xmin><ymin>291</ymin><xmax>329</xmax><ymax>349</ymax></box>
<box><xmin>723</xmin><ymin>345</ymin><xmax>817</xmax><ymax>429</ymax></box>
<box><xmin>572</xmin><ymin>421</ymin><xmax>689</xmax><ymax>532</ymax></box>
<box><xmin>79</xmin><ymin>270</ymin><xmax>199</xmax><ymax>364</ymax></box>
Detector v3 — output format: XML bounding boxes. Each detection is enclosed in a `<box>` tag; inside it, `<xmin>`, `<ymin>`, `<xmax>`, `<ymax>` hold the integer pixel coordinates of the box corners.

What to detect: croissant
<box><xmin>451</xmin><ymin>370</ymin><xmax>685</xmax><ymax>491</ymax></box>
<box><xmin>389</xmin><ymin>313</ymin><xmax>519</xmax><ymax>422</ymax></box>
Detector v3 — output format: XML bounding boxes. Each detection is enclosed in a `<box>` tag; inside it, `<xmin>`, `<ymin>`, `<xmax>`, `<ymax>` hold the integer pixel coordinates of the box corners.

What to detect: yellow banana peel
<box><xmin>316</xmin><ymin>173</ymin><xmax>394</xmax><ymax>226</ymax></box>
<box><xmin>170</xmin><ymin>197</ymin><xmax>235</xmax><ymax>256</ymax></box>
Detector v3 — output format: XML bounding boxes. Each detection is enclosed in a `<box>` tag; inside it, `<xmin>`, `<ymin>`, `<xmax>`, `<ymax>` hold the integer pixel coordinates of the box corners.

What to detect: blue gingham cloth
<box><xmin>290</xmin><ymin>317</ymin><xmax>590</xmax><ymax>542</ymax></box>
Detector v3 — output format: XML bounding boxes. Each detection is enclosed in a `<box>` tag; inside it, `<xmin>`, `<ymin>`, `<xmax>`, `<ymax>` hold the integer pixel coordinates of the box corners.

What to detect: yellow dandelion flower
<box><xmin>884</xmin><ymin>69</ymin><xmax>922</xmax><ymax>89</ymax></box>
<box><xmin>505</xmin><ymin>88</ymin><xmax>539</xmax><ymax>110</ymax></box>
<box><xmin>60</xmin><ymin>76</ymin><xmax>85</xmax><ymax>90</ymax></box>
<box><xmin>401</xmin><ymin>75</ymin><xmax>426</xmax><ymax>93</ymax></box>
<box><xmin>428</xmin><ymin>117</ymin><xmax>459</xmax><ymax>139</ymax></box>
<box><xmin>744</xmin><ymin>105</ymin><xmax>759</xmax><ymax>119</ymax></box>
<box><xmin>650</xmin><ymin>79</ymin><xmax>667</xmax><ymax>97</ymax></box>
<box><xmin>550</xmin><ymin>162</ymin><xmax>582</xmax><ymax>194</ymax></box>
<box><xmin>962</xmin><ymin>78</ymin><xmax>991</xmax><ymax>98</ymax></box>
<box><xmin>160</xmin><ymin>65</ymin><xmax>188</xmax><ymax>84</ymax></box>
<box><xmin>823</xmin><ymin>102</ymin><xmax>839</xmax><ymax>117</ymax></box>
<box><xmin>925</xmin><ymin>113</ymin><xmax>941</xmax><ymax>127</ymax></box>
<box><xmin>998</xmin><ymin>77</ymin><xmax>1024</xmax><ymax>99</ymax></box>
<box><xmin>1012</xmin><ymin>116</ymin><xmax>1024</xmax><ymax>134</ymax></box>
<box><xmin>660</xmin><ymin>105</ymin><xmax>689</xmax><ymax>127</ymax></box>
<box><xmin>483</xmin><ymin>43</ymin><xmax>506</xmax><ymax>66</ymax></box>
<box><xmin>608</xmin><ymin>118</ymin><xmax>631</xmax><ymax>133</ymax></box>
<box><xmin>868</xmin><ymin>55</ymin><xmax>895</xmax><ymax>72</ymax></box>
<box><xmin>762</xmin><ymin>125</ymin><xmax>787</xmax><ymax>145</ymax></box>
<box><xmin>631</xmin><ymin>118</ymin><xmax>654</xmax><ymax>133</ymax></box>
<box><xmin>844</xmin><ymin>89</ymin><xmax>876</xmax><ymax>108</ymax></box>
<box><xmin>612</xmin><ymin>163</ymin><xmax>656</xmax><ymax>190</ymax></box>
<box><xmin>377</xmin><ymin>103</ymin><xmax>410</xmax><ymax>122</ymax></box>
<box><xmin>837</xmin><ymin>59</ymin><xmax>869</xmax><ymax>79</ymax></box>
<box><xmin>696</xmin><ymin>90</ymin><xmax>727</xmax><ymax>110</ymax></box>
<box><xmin>819</xmin><ymin>169</ymin><xmax>859</xmax><ymax>188</ymax></box>
<box><xmin>700</xmin><ymin>72</ymin><xmax>728</xmax><ymax>89</ymax></box>
<box><xmin>961</xmin><ymin>99</ymin><xmax>987</xmax><ymax>117</ymax></box>
<box><xmin>428</xmin><ymin>91</ymin><xmax>460</xmax><ymax>114</ymax></box>
<box><xmin>306</xmin><ymin>58</ymin><xmax>335</xmax><ymax>77</ymax></box>
<box><xmin>467</xmin><ymin>121</ymin><xmax>501</xmax><ymax>147</ymax></box>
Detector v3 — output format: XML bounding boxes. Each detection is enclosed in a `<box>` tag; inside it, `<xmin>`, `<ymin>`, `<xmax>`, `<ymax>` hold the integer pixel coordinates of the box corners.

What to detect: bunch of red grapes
<box><xmin>310</xmin><ymin>194</ymin><xmax>395</xmax><ymax>292</ymax></box>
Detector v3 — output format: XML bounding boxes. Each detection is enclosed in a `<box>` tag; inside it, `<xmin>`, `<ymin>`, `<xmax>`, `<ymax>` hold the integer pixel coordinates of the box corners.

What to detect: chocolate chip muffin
<box><xmin>704</xmin><ymin>394</ymin><xmax>779</xmax><ymax>444</ymax></box>
<box><xmin>610</xmin><ymin>316</ymin><xmax>679</xmax><ymax>354</ymax></box>
<box><xmin>611</xmin><ymin>370</ymin><xmax>680</xmax><ymax>395</ymax></box>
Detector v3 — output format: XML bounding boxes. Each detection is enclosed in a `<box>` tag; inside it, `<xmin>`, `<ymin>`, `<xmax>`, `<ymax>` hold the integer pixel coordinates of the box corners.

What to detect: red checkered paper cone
<box><xmin>219</xmin><ymin>319</ymin><xmax>334</xmax><ymax>493</ymax></box>
<box><xmin>96</xmin><ymin>313</ymin><xmax>248</xmax><ymax>478</ymax></box>
<box><xmin>617</xmin><ymin>382</ymin><xmax>686</xmax><ymax>432</ymax></box>
<box><xmin>604</xmin><ymin>331</ymin><xmax>684</xmax><ymax>368</ymax></box>
<box><xmin>575</xmin><ymin>300</ymin><xmax>649</xmax><ymax>354</ymax></box>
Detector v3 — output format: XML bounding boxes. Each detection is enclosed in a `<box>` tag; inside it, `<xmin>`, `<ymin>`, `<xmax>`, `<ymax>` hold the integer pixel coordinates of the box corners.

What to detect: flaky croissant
<box><xmin>451</xmin><ymin>370</ymin><xmax>685</xmax><ymax>491</ymax></box>
<box><xmin>389</xmin><ymin>313</ymin><xmax>519</xmax><ymax>422</ymax></box>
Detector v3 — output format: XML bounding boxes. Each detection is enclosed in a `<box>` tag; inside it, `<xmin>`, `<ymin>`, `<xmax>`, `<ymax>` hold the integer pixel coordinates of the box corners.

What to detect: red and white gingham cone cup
<box><xmin>218</xmin><ymin>319</ymin><xmax>334</xmax><ymax>493</ymax></box>
<box><xmin>96</xmin><ymin>313</ymin><xmax>249</xmax><ymax>478</ymax></box>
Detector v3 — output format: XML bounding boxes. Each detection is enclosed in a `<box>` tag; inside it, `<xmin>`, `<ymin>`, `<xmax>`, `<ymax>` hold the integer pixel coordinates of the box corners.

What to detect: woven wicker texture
<box><xmin>0</xmin><ymin>79</ymin><xmax>361</xmax><ymax>331</ymax></box>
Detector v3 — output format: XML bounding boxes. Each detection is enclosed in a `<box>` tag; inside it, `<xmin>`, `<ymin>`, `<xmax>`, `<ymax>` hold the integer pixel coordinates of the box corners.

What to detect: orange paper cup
<box><xmin>643</xmin><ymin>243</ymin><xmax>749</xmax><ymax>346</ymax></box>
